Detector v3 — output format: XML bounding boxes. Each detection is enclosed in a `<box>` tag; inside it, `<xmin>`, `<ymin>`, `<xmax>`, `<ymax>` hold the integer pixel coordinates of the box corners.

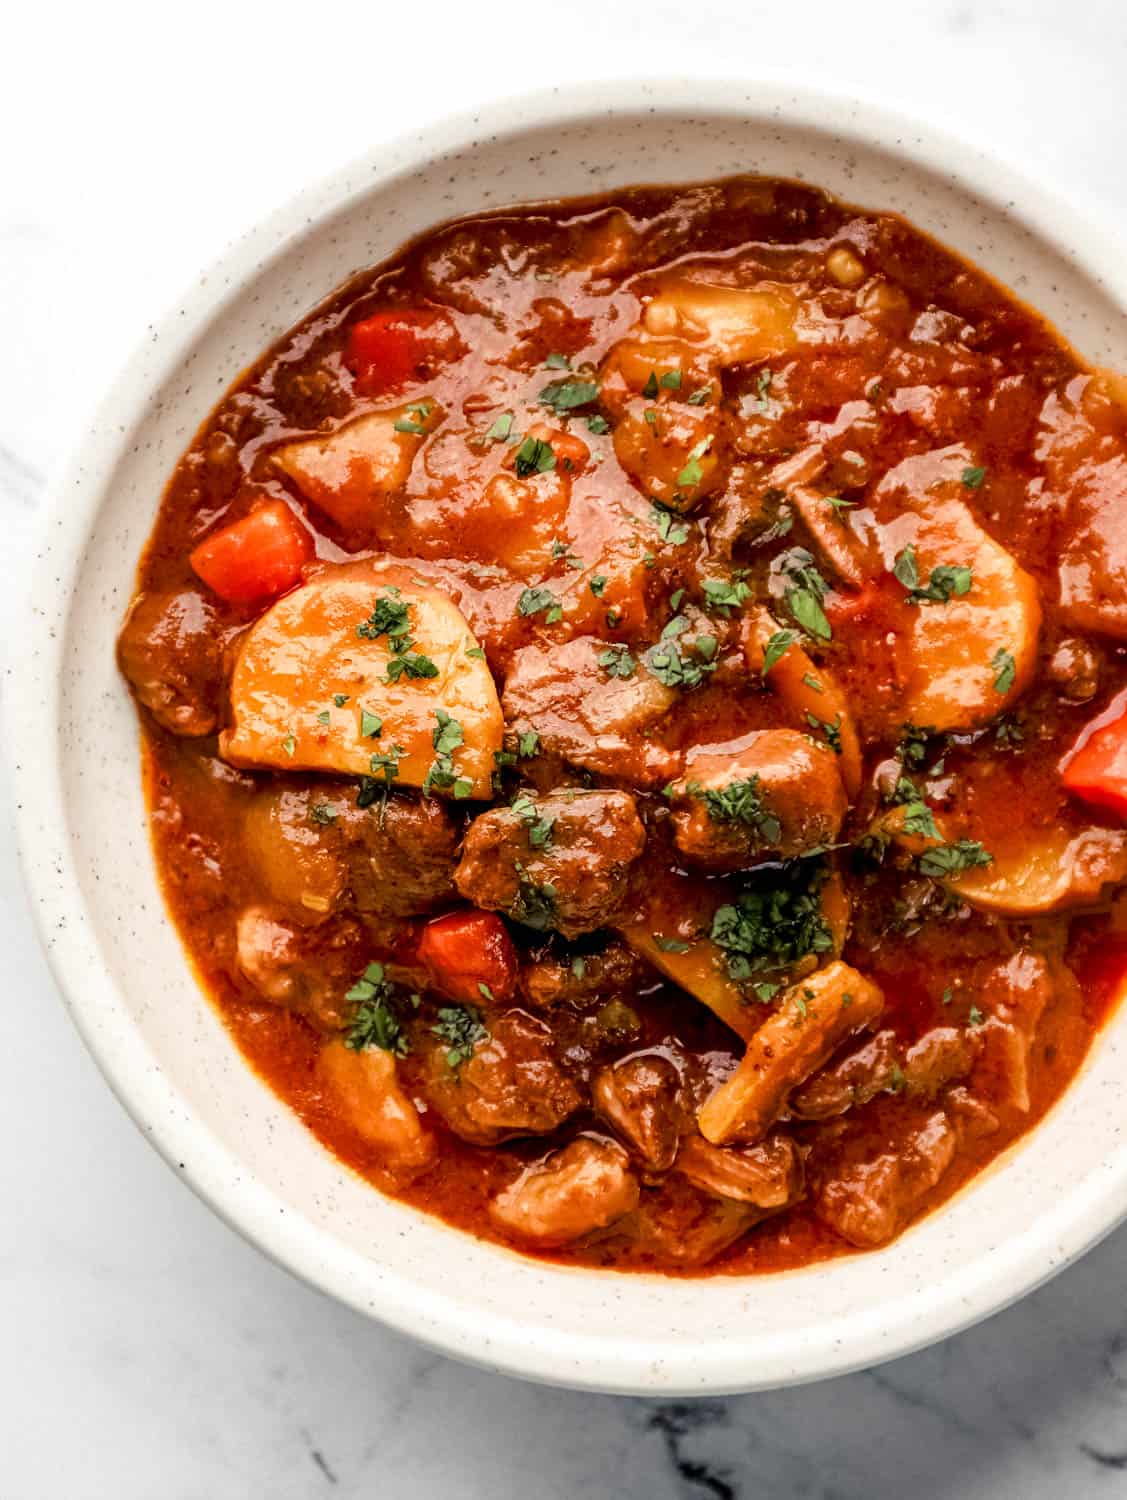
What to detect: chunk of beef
<box><xmin>489</xmin><ymin>1137</ymin><xmax>639</xmax><ymax>1247</ymax></box>
<box><xmin>675</xmin><ymin>1132</ymin><xmax>805</xmax><ymax>1210</ymax></box>
<box><xmin>502</xmin><ymin>637</ymin><xmax>679</xmax><ymax>787</ymax></box>
<box><xmin>811</xmin><ymin>1107</ymin><xmax>957</xmax><ymax>1247</ymax></box>
<box><xmin>422</xmin><ymin>1008</ymin><xmax>581</xmax><ymax>1145</ymax></box>
<box><xmin>790</xmin><ymin>1025</ymin><xmax>980</xmax><ymax>1121</ymax></box>
<box><xmin>634</xmin><ymin>1175</ymin><xmax>758</xmax><ymax>1267</ymax></box>
<box><xmin>698</xmin><ymin>961</ymin><xmax>885</xmax><ymax>1145</ymax></box>
<box><xmin>520</xmin><ymin>939</ymin><xmax>651</xmax><ymax>1010</ymax></box>
<box><xmin>670</xmin><ymin>729</ymin><xmax>847</xmax><ymax>872</ymax></box>
<box><xmin>455</xmin><ymin>789</ymin><xmax>646</xmax><ymax>937</ymax></box>
<box><xmin>317</xmin><ymin>1040</ymin><xmax>436</xmax><ymax>1179</ymax></box>
<box><xmin>117</xmin><ymin>587</ymin><xmax>228</xmax><ymax>736</ymax></box>
<box><xmin>971</xmin><ymin>951</ymin><xmax>1055</xmax><ymax>1112</ymax></box>
<box><xmin>592</xmin><ymin>1053</ymin><xmax>683</xmax><ymax>1170</ymax></box>
<box><xmin>234</xmin><ymin>906</ymin><xmax>368</xmax><ymax>1030</ymax></box>
<box><xmin>242</xmin><ymin>783</ymin><xmax>458</xmax><ymax>919</ymax></box>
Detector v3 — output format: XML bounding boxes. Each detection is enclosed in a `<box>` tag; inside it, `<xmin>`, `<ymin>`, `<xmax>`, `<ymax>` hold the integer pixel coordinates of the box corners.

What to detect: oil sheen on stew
<box><xmin>119</xmin><ymin>175</ymin><xmax>1127</xmax><ymax>1275</ymax></box>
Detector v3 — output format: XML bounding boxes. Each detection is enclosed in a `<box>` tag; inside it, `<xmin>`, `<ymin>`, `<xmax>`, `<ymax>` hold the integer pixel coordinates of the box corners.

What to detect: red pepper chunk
<box><xmin>418</xmin><ymin>910</ymin><xmax>518</xmax><ymax>1007</ymax></box>
<box><xmin>190</xmin><ymin>500</ymin><xmax>313</xmax><ymax>605</ymax></box>
<box><xmin>1061</xmin><ymin>696</ymin><xmax>1127</xmax><ymax>819</ymax></box>
<box><xmin>345</xmin><ymin>309</ymin><xmax>452</xmax><ymax>396</ymax></box>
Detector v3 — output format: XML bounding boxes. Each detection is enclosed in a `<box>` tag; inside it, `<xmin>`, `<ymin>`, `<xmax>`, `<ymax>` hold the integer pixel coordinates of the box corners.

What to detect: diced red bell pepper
<box><xmin>189</xmin><ymin>500</ymin><xmax>313</xmax><ymax>605</ymax></box>
<box><xmin>1061</xmin><ymin>692</ymin><xmax>1127</xmax><ymax>819</ymax></box>
<box><xmin>344</xmin><ymin>309</ymin><xmax>452</xmax><ymax>396</ymax></box>
<box><xmin>417</xmin><ymin>910</ymin><xmax>518</xmax><ymax>1006</ymax></box>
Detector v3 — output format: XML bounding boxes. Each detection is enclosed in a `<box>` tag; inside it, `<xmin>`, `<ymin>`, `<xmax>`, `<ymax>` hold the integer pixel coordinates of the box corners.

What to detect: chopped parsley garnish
<box><xmin>385</xmin><ymin>650</ymin><xmax>439</xmax><ymax>683</ymax></box>
<box><xmin>586</xmin><ymin>413</ymin><xmax>611</xmax><ymax>435</ymax></box>
<box><xmin>431</xmin><ymin>1004</ymin><xmax>489</xmax><ymax>1069</ymax></box>
<box><xmin>360</xmin><ymin>709</ymin><xmax>382</xmax><ymax>739</ymax></box>
<box><xmin>605</xmin><ymin>606</ymin><xmax>623</xmax><ymax>629</ymax></box>
<box><xmin>333</xmin><ymin>694</ymin><xmax>350</xmax><ymax>707</ymax></box>
<box><xmin>822</xmin><ymin>495</ymin><xmax>856</xmax><ymax>515</ymax></box>
<box><xmin>778</xmin><ymin>548</ymin><xmax>832</xmax><ymax>641</ymax></box>
<box><xmin>806</xmin><ymin>712</ymin><xmax>843</xmax><ymax>753</ymax></box>
<box><xmin>513</xmin><ymin>436</ymin><xmax>557</xmax><ymax>478</ymax></box>
<box><xmin>316</xmin><ymin>709</ymin><xmax>330</xmax><ymax>726</ymax></box>
<box><xmin>675</xmin><ymin>436</ymin><xmax>713</xmax><ymax>492</ymax></box>
<box><xmin>644</xmin><ymin>408</ymin><xmax>658</xmax><ymax>428</ymax></box>
<box><xmin>422</xmin><ymin>710</ymin><xmax>465</xmax><ymax>796</ymax></box>
<box><xmin>309</xmin><ymin>803</ymin><xmax>337</xmax><ymax>826</ymax></box>
<box><xmin>511</xmin><ymin>792</ymin><xmax>555</xmax><ymax>850</ymax></box>
<box><xmin>368</xmin><ymin>745</ymin><xmax>405</xmax><ymax>784</ymax></box>
<box><xmin>892</xmin><ymin>544</ymin><xmax>973</xmax><ymax>605</ymax></box>
<box><xmin>518</xmin><ymin>730</ymin><xmax>540</xmax><ymax>758</ymax></box>
<box><xmin>762</xmin><ymin>628</ymin><xmax>798</xmax><ymax>674</ymax></box>
<box><xmin>465</xmin><ymin>645</ymin><xmax>486</xmax><ymax>660</ymax></box>
<box><xmin>539</xmin><ymin>378</ymin><xmax>599</xmax><ymax>413</ymax></box>
<box><xmin>755</xmin><ymin>368</ymin><xmax>773</xmax><ymax>407</ymax></box>
<box><xmin>344</xmin><ymin>962</ymin><xmax>414</xmax><ymax>1056</ymax></box>
<box><xmin>967</xmin><ymin>1005</ymin><xmax>985</xmax><ymax>1027</ymax></box>
<box><xmin>571</xmin><ymin>956</ymin><xmax>587</xmax><ymax>980</ymax></box>
<box><xmin>710</xmin><ymin>860</ymin><xmax>833</xmax><ymax>980</ymax></box>
<box><xmin>992</xmin><ymin>647</ymin><xmax>1016</xmax><ymax>694</ymax></box>
<box><xmin>545</xmin><ymin>352</ymin><xmax>571</xmax><ymax>369</ymax></box>
<box><xmin>660</xmin><ymin>369</ymin><xmax>683</xmax><ymax>390</ymax></box>
<box><xmin>961</xmin><ymin>465</ymin><xmax>987</xmax><ymax>490</ymax></box>
<box><xmin>642</xmin><ymin>370</ymin><xmax>660</xmax><ymax>399</ymax></box>
<box><xmin>356</xmin><ymin>776</ymin><xmax>382</xmax><ymax>809</ymax></box>
<box><xmin>652</xmin><ymin>503</ymin><xmax>691</xmax><ymax>546</ymax></box>
<box><xmin>517</xmin><ymin>586</ymin><xmax>563</xmax><ymax>624</ymax></box>
<box><xmin>511</xmin><ymin>872</ymin><xmax>558</xmax><ymax>930</ymax></box>
<box><xmin>598</xmin><ymin>644</ymin><xmax>637</xmax><ymax>679</ymax></box>
<box><xmin>485</xmin><ymin>411</ymin><xmax>514</xmax><ymax>442</ymax></box>
<box><xmin>702</xmin><ymin>577</ymin><xmax>752</xmax><ymax>615</ymax></box>
<box><xmin>753</xmin><ymin>981</ymin><xmax>780</xmax><ymax>1003</ymax></box>
<box><xmin>669</xmin><ymin>588</ymin><xmax>685</xmax><ymax>612</ymax></box>
<box><xmin>357</xmin><ymin>591</ymin><xmax>411</xmax><ymax>645</ymax></box>
<box><xmin>589</xmin><ymin>574</ymin><xmax>608</xmax><ymax>598</ymax></box>
<box><xmin>902</xmin><ymin>800</ymin><xmax>940</xmax><ymax>839</ymax></box>
<box><xmin>432</xmin><ymin>709</ymin><xmax>464</xmax><ymax>758</ymax></box>
<box><xmin>803</xmin><ymin>673</ymin><xmax>824</xmax><ymax>693</ymax></box>
<box><xmin>917</xmin><ymin>840</ymin><xmax>994</xmax><ymax>878</ymax></box>
<box><xmin>654</xmin><ymin>934</ymin><xmax>691</xmax><ymax>953</ymax></box>
<box><xmin>690</xmin><ymin>774</ymin><xmax>782</xmax><ymax>845</ymax></box>
<box><xmin>687</xmin><ymin>385</ymin><xmax>712</xmax><ymax>406</ymax></box>
<box><xmin>645</xmin><ymin>635</ymin><xmax>716</xmax><ymax>689</ymax></box>
<box><xmin>281</xmin><ymin>733</ymin><xmax>296</xmax><ymax>758</ymax></box>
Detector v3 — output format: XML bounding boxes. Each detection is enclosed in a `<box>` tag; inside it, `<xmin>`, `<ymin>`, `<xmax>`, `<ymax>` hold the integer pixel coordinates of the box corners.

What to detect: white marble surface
<box><xmin>4</xmin><ymin>1</ymin><xmax>1127</xmax><ymax>1493</ymax></box>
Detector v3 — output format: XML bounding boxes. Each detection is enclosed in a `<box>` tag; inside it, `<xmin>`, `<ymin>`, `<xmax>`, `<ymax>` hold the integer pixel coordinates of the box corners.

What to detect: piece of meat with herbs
<box><xmin>317</xmin><ymin>1040</ymin><xmax>437</xmax><ymax>1179</ymax></box>
<box><xmin>235</xmin><ymin>906</ymin><xmax>368</xmax><ymax>1031</ymax></box>
<box><xmin>670</xmin><ymin>729</ymin><xmax>848</xmax><ymax>872</ymax></box>
<box><xmin>811</xmin><ymin>1106</ymin><xmax>958</xmax><ymax>1248</ymax></box>
<box><xmin>422</xmin><ymin>1008</ymin><xmax>582</xmax><ymax>1145</ymax></box>
<box><xmin>592</xmin><ymin>1053</ymin><xmax>683</xmax><ymax>1171</ymax></box>
<box><xmin>454</xmin><ymin>789</ymin><xmax>646</xmax><ymax>938</ymax></box>
<box><xmin>502</xmin><ymin>636</ymin><xmax>679</xmax><ymax>788</ymax></box>
<box><xmin>489</xmin><ymin>1137</ymin><xmax>640</xmax><ymax>1248</ymax></box>
<box><xmin>521</xmin><ymin>939</ymin><xmax>651</xmax><ymax>1011</ymax></box>
<box><xmin>971</xmin><ymin>951</ymin><xmax>1056</xmax><ymax>1112</ymax></box>
<box><xmin>242</xmin><ymin>783</ymin><xmax>459</xmax><ymax>920</ymax></box>
<box><xmin>699</xmin><ymin>961</ymin><xmax>885</xmax><ymax>1145</ymax></box>
<box><xmin>790</xmin><ymin>1025</ymin><xmax>981</xmax><ymax>1121</ymax></box>
<box><xmin>117</xmin><ymin>587</ymin><xmax>230</xmax><ymax>736</ymax></box>
<box><xmin>675</xmin><ymin>1133</ymin><xmax>805</xmax><ymax>1209</ymax></box>
<box><xmin>634</xmin><ymin>1174</ymin><xmax>759</xmax><ymax>1268</ymax></box>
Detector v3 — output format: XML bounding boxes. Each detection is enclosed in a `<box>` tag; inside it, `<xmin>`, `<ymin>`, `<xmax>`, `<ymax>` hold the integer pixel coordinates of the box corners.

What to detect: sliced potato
<box><xmin>870</xmin><ymin>449</ymin><xmax>1042</xmax><ymax>731</ymax></box>
<box><xmin>220</xmin><ymin>560</ymin><xmax>502</xmax><ymax>797</ymax></box>
<box><xmin>951</xmin><ymin>826</ymin><xmax>1127</xmax><ymax>915</ymax></box>
<box><xmin>698</xmin><ymin>961</ymin><xmax>885</xmax><ymax>1145</ymax></box>
<box><xmin>642</xmin><ymin>278</ymin><xmax>798</xmax><ymax>366</ymax></box>
<box><xmin>274</xmin><ymin>399</ymin><xmax>442</xmax><ymax>532</ymax></box>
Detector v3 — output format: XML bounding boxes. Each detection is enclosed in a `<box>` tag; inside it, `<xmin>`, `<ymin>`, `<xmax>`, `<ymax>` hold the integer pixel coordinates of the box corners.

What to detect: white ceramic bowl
<box><xmin>11</xmin><ymin>79</ymin><xmax>1127</xmax><ymax>1396</ymax></box>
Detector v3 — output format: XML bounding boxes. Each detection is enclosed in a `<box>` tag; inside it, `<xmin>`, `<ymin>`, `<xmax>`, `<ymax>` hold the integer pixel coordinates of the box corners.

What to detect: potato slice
<box><xmin>643</xmin><ymin>278</ymin><xmax>798</xmax><ymax>366</ymax></box>
<box><xmin>274</xmin><ymin>399</ymin><xmax>442</xmax><ymax>532</ymax></box>
<box><xmin>698</xmin><ymin>961</ymin><xmax>885</xmax><ymax>1145</ymax></box>
<box><xmin>221</xmin><ymin>560</ymin><xmax>502</xmax><ymax>797</ymax></box>
<box><xmin>951</xmin><ymin>826</ymin><xmax>1127</xmax><ymax>916</ymax></box>
<box><xmin>870</xmin><ymin>449</ymin><xmax>1042</xmax><ymax>731</ymax></box>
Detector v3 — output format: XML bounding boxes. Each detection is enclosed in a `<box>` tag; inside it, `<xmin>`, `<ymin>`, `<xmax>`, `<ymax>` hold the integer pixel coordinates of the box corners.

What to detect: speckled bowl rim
<box><xmin>11</xmin><ymin>77</ymin><xmax>1127</xmax><ymax>1395</ymax></box>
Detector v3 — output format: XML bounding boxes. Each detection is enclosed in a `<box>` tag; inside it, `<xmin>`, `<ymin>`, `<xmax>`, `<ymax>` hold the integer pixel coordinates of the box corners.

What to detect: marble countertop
<box><xmin>4</xmin><ymin>1</ymin><xmax>1127</xmax><ymax>1493</ymax></box>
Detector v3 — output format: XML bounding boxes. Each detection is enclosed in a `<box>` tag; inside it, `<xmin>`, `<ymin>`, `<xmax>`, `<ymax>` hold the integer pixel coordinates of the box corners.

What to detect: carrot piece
<box><xmin>1062</xmin><ymin>700</ymin><xmax>1127</xmax><ymax>818</ymax></box>
<box><xmin>418</xmin><ymin>910</ymin><xmax>518</xmax><ymax>1005</ymax></box>
<box><xmin>190</xmin><ymin>500</ymin><xmax>313</xmax><ymax>605</ymax></box>
<box><xmin>345</xmin><ymin>309</ymin><xmax>453</xmax><ymax>396</ymax></box>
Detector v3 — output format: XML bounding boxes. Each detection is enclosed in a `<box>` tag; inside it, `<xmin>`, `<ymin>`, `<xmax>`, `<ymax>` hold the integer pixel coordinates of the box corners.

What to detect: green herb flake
<box><xmin>589</xmin><ymin>574</ymin><xmax>608</xmax><ymax>598</ymax></box>
<box><xmin>518</xmin><ymin>731</ymin><xmax>540</xmax><ymax>759</ymax></box>
<box><xmin>517</xmin><ymin>586</ymin><xmax>563</xmax><ymax>624</ymax></box>
<box><xmin>762</xmin><ymin>628</ymin><xmax>798</xmax><ymax>674</ymax></box>
<box><xmin>309</xmin><ymin>803</ymin><xmax>337</xmax><ymax>826</ymax></box>
<box><xmin>333</xmin><ymin>694</ymin><xmax>350</xmax><ymax>707</ymax></box>
<box><xmin>692</xmin><ymin>774</ymin><xmax>782</xmax><ymax>846</ymax></box>
<box><xmin>357</xmin><ymin>592</ymin><xmax>411</xmax><ymax>644</ymax></box>
<box><xmin>465</xmin><ymin>645</ymin><xmax>486</xmax><ymax>660</ymax></box>
<box><xmin>316</xmin><ymin>709</ymin><xmax>330</xmax><ymax>727</ymax></box>
<box><xmin>779</xmin><ymin>548</ymin><xmax>832</xmax><ymax>642</ymax></box>
<box><xmin>432</xmin><ymin>1004</ymin><xmax>489</xmax><ymax>1069</ymax></box>
<box><xmin>675</xmin><ymin>435</ymin><xmax>714</xmax><ymax>492</ymax></box>
<box><xmin>962</xmin><ymin>465</ymin><xmax>987</xmax><ymax>490</ymax></box>
<box><xmin>545</xmin><ymin>352</ymin><xmax>571</xmax><ymax>370</ymax></box>
<box><xmin>702</xmin><ymin>577</ymin><xmax>752</xmax><ymax>616</ymax></box>
<box><xmin>654</xmin><ymin>934</ymin><xmax>691</xmax><ymax>954</ymax></box>
<box><xmin>687</xmin><ymin>385</ymin><xmax>712</xmax><ymax>406</ymax></box>
<box><xmin>968</xmin><ymin>1005</ymin><xmax>985</xmax><ymax>1027</ymax></box>
<box><xmin>281</xmin><ymin>733</ymin><xmax>296</xmax><ymax>758</ymax></box>
<box><xmin>485</xmin><ymin>411</ymin><xmax>514</xmax><ymax>442</ymax></box>
<box><xmin>598</xmin><ymin>645</ymin><xmax>637</xmax><ymax>680</ymax></box>
<box><xmin>659</xmin><ymin>369</ymin><xmax>683</xmax><ymax>390</ymax></box>
<box><xmin>513</xmin><ymin>436</ymin><xmax>557</xmax><ymax>478</ymax></box>
<box><xmin>917</xmin><ymin>840</ymin><xmax>994</xmax><ymax>878</ymax></box>
<box><xmin>539</xmin><ymin>378</ymin><xmax>599</xmax><ymax>413</ymax></box>
<box><xmin>710</xmin><ymin>860</ymin><xmax>833</xmax><ymax>981</ymax></box>
<box><xmin>992</xmin><ymin>647</ymin><xmax>1016</xmax><ymax>694</ymax></box>
<box><xmin>652</xmin><ymin>503</ymin><xmax>691</xmax><ymax>546</ymax></box>
<box><xmin>802</xmin><ymin>673</ymin><xmax>824</xmax><ymax>694</ymax></box>
<box><xmin>385</xmin><ymin>651</ymin><xmax>439</xmax><ymax>684</ymax></box>
<box><xmin>344</xmin><ymin>962</ymin><xmax>410</xmax><ymax>1056</ymax></box>
<box><xmin>586</xmin><ymin>413</ymin><xmax>611</xmax><ymax>435</ymax></box>
<box><xmin>360</xmin><ymin>709</ymin><xmax>382</xmax><ymax>739</ymax></box>
<box><xmin>642</xmin><ymin>370</ymin><xmax>659</xmax><ymax>399</ymax></box>
<box><xmin>902</xmin><ymin>800</ymin><xmax>940</xmax><ymax>839</ymax></box>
